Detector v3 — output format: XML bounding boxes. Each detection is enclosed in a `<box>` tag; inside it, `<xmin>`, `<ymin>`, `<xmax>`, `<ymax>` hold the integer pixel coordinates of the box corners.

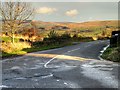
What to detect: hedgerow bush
<box><xmin>1</xmin><ymin>42</ymin><xmax>31</xmax><ymax>53</ymax></box>
<box><xmin>48</xmin><ymin>30</ymin><xmax>59</xmax><ymax>39</ymax></box>
<box><xmin>42</xmin><ymin>31</ymin><xmax>71</xmax><ymax>46</ymax></box>
<box><xmin>72</xmin><ymin>34</ymin><xmax>93</xmax><ymax>42</ymax></box>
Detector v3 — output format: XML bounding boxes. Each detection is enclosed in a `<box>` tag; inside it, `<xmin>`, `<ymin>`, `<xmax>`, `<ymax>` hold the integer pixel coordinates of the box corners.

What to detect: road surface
<box><xmin>1</xmin><ymin>40</ymin><xmax>120</xmax><ymax>89</ymax></box>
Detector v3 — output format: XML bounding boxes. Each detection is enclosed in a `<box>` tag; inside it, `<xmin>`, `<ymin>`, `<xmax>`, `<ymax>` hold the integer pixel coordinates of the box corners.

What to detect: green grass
<box><xmin>2</xmin><ymin>51</ymin><xmax>27</xmax><ymax>58</ymax></box>
<box><xmin>23</xmin><ymin>42</ymin><xmax>72</xmax><ymax>53</ymax></box>
<box><xmin>101</xmin><ymin>47</ymin><xmax>120</xmax><ymax>62</ymax></box>
<box><xmin>2</xmin><ymin>37</ymin><xmax>19</xmax><ymax>42</ymax></box>
<box><xmin>23</xmin><ymin>45</ymin><xmax>60</xmax><ymax>53</ymax></box>
<box><xmin>2</xmin><ymin>43</ymin><xmax>72</xmax><ymax>58</ymax></box>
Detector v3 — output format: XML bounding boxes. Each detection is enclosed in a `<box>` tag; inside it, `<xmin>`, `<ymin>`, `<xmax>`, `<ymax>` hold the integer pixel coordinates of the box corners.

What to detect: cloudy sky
<box><xmin>0</xmin><ymin>1</ymin><xmax>118</xmax><ymax>22</ymax></box>
<box><xmin>32</xmin><ymin>2</ymin><xmax>118</xmax><ymax>22</ymax></box>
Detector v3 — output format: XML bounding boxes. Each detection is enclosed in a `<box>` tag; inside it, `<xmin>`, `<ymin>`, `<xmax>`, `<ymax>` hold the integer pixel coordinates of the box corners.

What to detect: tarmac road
<box><xmin>1</xmin><ymin>40</ymin><xmax>119</xmax><ymax>89</ymax></box>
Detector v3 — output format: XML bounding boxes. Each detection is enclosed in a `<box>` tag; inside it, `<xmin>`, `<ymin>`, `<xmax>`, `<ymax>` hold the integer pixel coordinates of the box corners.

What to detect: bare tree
<box><xmin>0</xmin><ymin>1</ymin><xmax>34</xmax><ymax>43</ymax></box>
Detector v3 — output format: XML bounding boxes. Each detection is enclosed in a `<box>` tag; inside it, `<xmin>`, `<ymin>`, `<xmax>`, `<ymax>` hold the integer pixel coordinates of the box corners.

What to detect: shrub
<box><xmin>48</xmin><ymin>30</ymin><xmax>59</xmax><ymax>39</ymax></box>
<box><xmin>32</xmin><ymin>41</ymin><xmax>44</xmax><ymax>47</ymax></box>
<box><xmin>73</xmin><ymin>34</ymin><xmax>79</xmax><ymax>38</ymax></box>
<box><xmin>1</xmin><ymin>42</ymin><xmax>31</xmax><ymax>53</ymax></box>
<box><xmin>42</xmin><ymin>31</ymin><xmax>72</xmax><ymax>46</ymax></box>
<box><xmin>46</xmin><ymin>30</ymin><xmax>60</xmax><ymax>44</ymax></box>
<box><xmin>61</xmin><ymin>32</ymin><xmax>71</xmax><ymax>40</ymax></box>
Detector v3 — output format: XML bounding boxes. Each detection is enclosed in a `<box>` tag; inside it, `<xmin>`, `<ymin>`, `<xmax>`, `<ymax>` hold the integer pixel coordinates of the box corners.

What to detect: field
<box><xmin>28</xmin><ymin>20</ymin><xmax>118</xmax><ymax>38</ymax></box>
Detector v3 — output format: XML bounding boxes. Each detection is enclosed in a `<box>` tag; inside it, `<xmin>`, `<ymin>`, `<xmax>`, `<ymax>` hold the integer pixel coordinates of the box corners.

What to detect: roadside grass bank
<box><xmin>101</xmin><ymin>47</ymin><xmax>120</xmax><ymax>62</ymax></box>
<box><xmin>2</xmin><ymin>42</ymin><xmax>72</xmax><ymax>59</ymax></box>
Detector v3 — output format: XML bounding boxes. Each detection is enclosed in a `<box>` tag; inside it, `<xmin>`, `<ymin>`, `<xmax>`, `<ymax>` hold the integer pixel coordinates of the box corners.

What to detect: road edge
<box><xmin>98</xmin><ymin>44</ymin><xmax>110</xmax><ymax>61</ymax></box>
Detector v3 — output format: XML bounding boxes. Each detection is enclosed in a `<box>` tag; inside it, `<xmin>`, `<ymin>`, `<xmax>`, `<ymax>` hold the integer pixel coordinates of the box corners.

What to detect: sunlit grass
<box><xmin>1</xmin><ymin>42</ymin><xmax>31</xmax><ymax>58</ymax></box>
<box><xmin>1</xmin><ymin>42</ymin><xmax>31</xmax><ymax>53</ymax></box>
<box><xmin>2</xmin><ymin>36</ymin><xmax>19</xmax><ymax>42</ymax></box>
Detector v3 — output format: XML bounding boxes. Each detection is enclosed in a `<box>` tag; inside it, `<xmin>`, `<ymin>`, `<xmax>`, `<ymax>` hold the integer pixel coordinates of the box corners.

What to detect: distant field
<box><xmin>27</xmin><ymin>20</ymin><xmax>118</xmax><ymax>38</ymax></box>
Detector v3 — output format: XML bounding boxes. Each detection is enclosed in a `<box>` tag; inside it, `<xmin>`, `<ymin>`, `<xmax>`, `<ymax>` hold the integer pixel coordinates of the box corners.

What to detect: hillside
<box><xmin>27</xmin><ymin>20</ymin><xmax>118</xmax><ymax>38</ymax></box>
<box><xmin>30</xmin><ymin>20</ymin><xmax>118</xmax><ymax>28</ymax></box>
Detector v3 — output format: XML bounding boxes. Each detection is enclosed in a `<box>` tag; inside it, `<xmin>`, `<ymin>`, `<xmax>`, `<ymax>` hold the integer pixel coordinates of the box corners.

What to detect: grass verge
<box><xmin>2</xmin><ymin>43</ymin><xmax>72</xmax><ymax>59</ymax></box>
<box><xmin>101</xmin><ymin>47</ymin><xmax>120</xmax><ymax>62</ymax></box>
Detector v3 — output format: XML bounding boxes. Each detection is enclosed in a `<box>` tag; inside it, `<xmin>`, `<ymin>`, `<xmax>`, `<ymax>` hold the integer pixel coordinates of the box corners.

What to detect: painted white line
<box><xmin>44</xmin><ymin>48</ymin><xmax>81</xmax><ymax>68</ymax></box>
<box><xmin>64</xmin><ymin>82</ymin><xmax>68</xmax><ymax>85</ymax></box>
<box><xmin>57</xmin><ymin>80</ymin><xmax>60</xmax><ymax>81</ymax></box>
<box><xmin>44</xmin><ymin>55</ymin><xmax>59</xmax><ymax>68</ymax></box>
<box><xmin>63</xmin><ymin>81</ymin><xmax>81</xmax><ymax>88</ymax></box>
<box><xmin>15</xmin><ymin>77</ymin><xmax>26</xmax><ymax>80</ymax></box>
<box><xmin>98</xmin><ymin>45</ymin><xmax>110</xmax><ymax>60</ymax></box>
<box><xmin>41</xmin><ymin>73</ymin><xmax>53</xmax><ymax>79</ymax></box>
<box><xmin>0</xmin><ymin>85</ymin><xmax>9</xmax><ymax>88</ymax></box>
<box><xmin>67</xmin><ymin>48</ymin><xmax>80</xmax><ymax>53</ymax></box>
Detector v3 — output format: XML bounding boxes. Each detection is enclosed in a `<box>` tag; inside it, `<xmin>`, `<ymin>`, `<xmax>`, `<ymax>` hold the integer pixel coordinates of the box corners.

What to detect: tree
<box><xmin>0</xmin><ymin>1</ymin><xmax>34</xmax><ymax>43</ymax></box>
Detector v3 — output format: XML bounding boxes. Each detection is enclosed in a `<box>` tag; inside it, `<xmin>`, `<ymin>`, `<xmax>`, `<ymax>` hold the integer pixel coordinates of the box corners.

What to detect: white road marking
<box><xmin>44</xmin><ymin>55</ymin><xmax>59</xmax><ymax>68</ymax></box>
<box><xmin>57</xmin><ymin>80</ymin><xmax>60</xmax><ymax>81</ymax></box>
<box><xmin>98</xmin><ymin>45</ymin><xmax>109</xmax><ymax>60</ymax></box>
<box><xmin>63</xmin><ymin>81</ymin><xmax>81</xmax><ymax>88</ymax></box>
<box><xmin>15</xmin><ymin>77</ymin><xmax>26</xmax><ymax>80</ymax></box>
<box><xmin>44</xmin><ymin>48</ymin><xmax>81</xmax><ymax>68</ymax></box>
<box><xmin>67</xmin><ymin>48</ymin><xmax>80</xmax><ymax>52</ymax></box>
<box><xmin>0</xmin><ymin>85</ymin><xmax>9</xmax><ymax>88</ymax></box>
<box><xmin>64</xmin><ymin>82</ymin><xmax>68</xmax><ymax>85</ymax></box>
<box><xmin>10</xmin><ymin>66</ymin><xmax>22</xmax><ymax>70</ymax></box>
<box><xmin>41</xmin><ymin>73</ymin><xmax>53</xmax><ymax>79</ymax></box>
